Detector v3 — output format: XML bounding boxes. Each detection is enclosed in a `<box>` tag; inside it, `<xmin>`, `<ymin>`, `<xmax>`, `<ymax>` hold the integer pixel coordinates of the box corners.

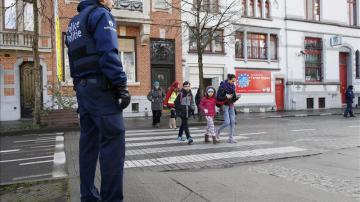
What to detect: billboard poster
<box><xmin>235</xmin><ymin>69</ymin><xmax>272</xmax><ymax>93</ymax></box>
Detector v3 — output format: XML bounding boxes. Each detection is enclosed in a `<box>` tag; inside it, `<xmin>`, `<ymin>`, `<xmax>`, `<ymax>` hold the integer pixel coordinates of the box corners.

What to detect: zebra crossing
<box><xmin>124</xmin><ymin>127</ymin><xmax>309</xmax><ymax>170</ymax></box>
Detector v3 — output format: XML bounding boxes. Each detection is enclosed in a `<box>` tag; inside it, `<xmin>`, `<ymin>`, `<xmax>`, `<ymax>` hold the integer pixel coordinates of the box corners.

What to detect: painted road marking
<box><xmin>30</xmin><ymin>145</ymin><xmax>54</xmax><ymax>149</ymax></box>
<box><xmin>52</xmin><ymin>134</ymin><xmax>67</xmax><ymax>178</ymax></box>
<box><xmin>348</xmin><ymin>125</ymin><xmax>360</xmax><ymax>128</ymax></box>
<box><xmin>12</xmin><ymin>173</ymin><xmax>52</xmax><ymax>181</ymax></box>
<box><xmin>14</xmin><ymin>137</ymin><xmax>56</xmax><ymax>143</ymax></box>
<box><xmin>126</xmin><ymin>132</ymin><xmax>236</xmax><ymax>142</ymax></box>
<box><xmin>291</xmin><ymin>129</ymin><xmax>316</xmax><ymax>132</ymax></box>
<box><xmin>20</xmin><ymin>160</ymin><xmax>54</xmax><ymax>166</ymax></box>
<box><xmin>239</xmin><ymin>132</ymin><xmax>267</xmax><ymax>136</ymax></box>
<box><xmin>126</xmin><ymin>129</ymin><xmax>204</xmax><ymax>136</ymax></box>
<box><xmin>126</xmin><ymin>141</ymin><xmax>273</xmax><ymax>156</ymax></box>
<box><xmin>127</xmin><ymin>127</ymin><xmax>200</xmax><ymax>134</ymax></box>
<box><xmin>0</xmin><ymin>155</ymin><xmax>53</xmax><ymax>163</ymax></box>
<box><xmin>0</xmin><ymin>149</ymin><xmax>20</xmax><ymax>153</ymax></box>
<box><xmin>124</xmin><ymin>146</ymin><xmax>306</xmax><ymax>168</ymax></box>
<box><xmin>126</xmin><ymin>136</ymin><xmax>248</xmax><ymax>148</ymax></box>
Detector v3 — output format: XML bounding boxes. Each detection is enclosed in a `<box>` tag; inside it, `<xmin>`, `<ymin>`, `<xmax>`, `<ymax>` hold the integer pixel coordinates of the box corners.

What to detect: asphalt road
<box><xmin>1</xmin><ymin>115</ymin><xmax>359</xmax><ymax>201</ymax></box>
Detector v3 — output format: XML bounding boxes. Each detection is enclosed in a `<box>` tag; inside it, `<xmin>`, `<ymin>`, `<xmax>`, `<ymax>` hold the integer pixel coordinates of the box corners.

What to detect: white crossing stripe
<box><xmin>0</xmin><ymin>155</ymin><xmax>53</xmax><ymax>163</ymax></box>
<box><xmin>126</xmin><ymin>136</ymin><xmax>248</xmax><ymax>148</ymax></box>
<box><xmin>127</xmin><ymin>127</ymin><xmax>200</xmax><ymax>134</ymax></box>
<box><xmin>20</xmin><ymin>160</ymin><xmax>54</xmax><ymax>166</ymax></box>
<box><xmin>239</xmin><ymin>132</ymin><xmax>267</xmax><ymax>136</ymax></box>
<box><xmin>348</xmin><ymin>125</ymin><xmax>360</xmax><ymax>128</ymax></box>
<box><xmin>126</xmin><ymin>129</ymin><xmax>204</xmax><ymax>136</ymax></box>
<box><xmin>14</xmin><ymin>137</ymin><xmax>56</xmax><ymax>143</ymax></box>
<box><xmin>124</xmin><ymin>146</ymin><xmax>306</xmax><ymax>168</ymax></box>
<box><xmin>291</xmin><ymin>129</ymin><xmax>316</xmax><ymax>132</ymax></box>
<box><xmin>0</xmin><ymin>149</ymin><xmax>20</xmax><ymax>153</ymax></box>
<box><xmin>126</xmin><ymin>141</ymin><xmax>273</xmax><ymax>156</ymax></box>
<box><xmin>126</xmin><ymin>132</ymin><xmax>239</xmax><ymax>142</ymax></box>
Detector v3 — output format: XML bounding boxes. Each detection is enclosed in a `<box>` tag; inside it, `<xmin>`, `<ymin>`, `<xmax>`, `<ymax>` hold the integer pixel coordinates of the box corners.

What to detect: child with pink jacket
<box><xmin>198</xmin><ymin>86</ymin><xmax>220</xmax><ymax>144</ymax></box>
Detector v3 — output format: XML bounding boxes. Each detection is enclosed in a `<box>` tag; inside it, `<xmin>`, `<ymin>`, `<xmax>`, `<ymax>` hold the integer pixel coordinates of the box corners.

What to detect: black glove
<box><xmin>116</xmin><ymin>85</ymin><xmax>131</xmax><ymax>109</ymax></box>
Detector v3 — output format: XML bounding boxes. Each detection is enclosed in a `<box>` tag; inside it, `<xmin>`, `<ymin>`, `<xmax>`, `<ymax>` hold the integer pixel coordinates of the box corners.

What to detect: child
<box><xmin>163</xmin><ymin>81</ymin><xmax>180</xmax><ymax>129</ymax></box>
<box><xmin>174</xmin><ymin>81</ymin><xmax>195</xmax><ymax>145</ymax></box>
<box><xmin>199</xmin><ymin>86</ymin><xmax>220</xmax><ymax>144</ymax></box>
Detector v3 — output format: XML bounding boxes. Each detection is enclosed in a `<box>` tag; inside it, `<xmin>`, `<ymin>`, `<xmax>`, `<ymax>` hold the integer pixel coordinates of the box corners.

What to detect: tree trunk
<box><xmin>32</xmin><ymin>0</ymin><xmax>41</xmax><ymax>125</ymax></box>
<box><xmin>197</xmin><ymin>36</ymin><xmax>204</xmax><ymax>98</ymax></box>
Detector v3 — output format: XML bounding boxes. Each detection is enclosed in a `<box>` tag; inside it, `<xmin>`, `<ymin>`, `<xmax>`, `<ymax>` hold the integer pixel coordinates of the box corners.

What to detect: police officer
<box><xmin>66</xmin><ymin>0</ymin><xmax>130</xmax><ymax>201</ymax></box>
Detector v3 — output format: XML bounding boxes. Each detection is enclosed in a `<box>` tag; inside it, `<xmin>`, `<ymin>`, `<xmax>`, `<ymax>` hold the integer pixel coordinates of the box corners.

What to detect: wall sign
<box><xmin>236</xmin><ymin>69</ymin><xmax>272</xmax><ymax>93</ymax></box>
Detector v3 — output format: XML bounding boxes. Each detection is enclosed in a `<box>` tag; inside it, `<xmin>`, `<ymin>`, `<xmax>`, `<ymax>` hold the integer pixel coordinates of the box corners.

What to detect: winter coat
<box><xmin>345</xmin><ymin>88</ymin><xmax>355</xmax><ymax>104</ymax></box>
<box><xmin>199</xmin><ymin>86</ymin><xmax>217</xmax><ymax>117</ymax></box>
<box><xmin>163</xmin><ymin>81</ymin><xmax>179</xmax><ymax>108</ymax></box>
<box><xmin>147</xmin><ymin>87</ymin><xmax>166</xmax><ymax>111</ymax></box>
<box><xmin>216</xmin><ymin>80</ymin><xmax>239</xmax><ymax>106</ymax></box>
<box><xmin>174</xmin><ymin>89</ymin><xmax>195</xmax><ymax>118</ymax></box>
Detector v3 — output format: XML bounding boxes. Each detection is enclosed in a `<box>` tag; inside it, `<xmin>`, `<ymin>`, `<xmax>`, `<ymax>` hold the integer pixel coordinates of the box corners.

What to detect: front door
<box><xmin>20</xmin><ymin>62</ymin><xmax>37</xmax><ymax>118</ymax></box>
<box><xmin>339</xmin><ymin>53</ymin><xmax>348</xmax><ymax>104</ymax></box>
<box><xmin>152</xmin><ymin>67</ymin><xmax>171</xmax><ymax>91</ymax></box>
<box><xmin>275</xmin><ymin>78</ymin><xmax>284</xmax><ymax>111</ymax></box>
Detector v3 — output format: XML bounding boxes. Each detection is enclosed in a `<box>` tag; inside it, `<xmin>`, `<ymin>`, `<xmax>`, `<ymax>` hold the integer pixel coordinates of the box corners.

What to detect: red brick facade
<box><xmin>0</xmin><ymin>0</ymin><xmax>183</xmax><ymax>120</ymax></box>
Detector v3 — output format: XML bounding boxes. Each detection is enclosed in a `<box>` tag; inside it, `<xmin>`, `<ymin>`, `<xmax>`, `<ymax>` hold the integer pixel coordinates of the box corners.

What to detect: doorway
<box><xmin>339</xmin><ymin>52</ymin><xmax>348</xmax><ymax>104</ymax></box>
<box><xmin>275</xmin><ymin>78</ymin><xmax>284</xmax><ymax>110</ymax></box>
<box><xmin>20</xmin><ymin>62</ymin><xmax>42</xmax><ymax>118</ymax></box>
<box><xmin>151</xmin><ymin>67</ymin><xmax>172</xmax><ymax>90</ymax></box>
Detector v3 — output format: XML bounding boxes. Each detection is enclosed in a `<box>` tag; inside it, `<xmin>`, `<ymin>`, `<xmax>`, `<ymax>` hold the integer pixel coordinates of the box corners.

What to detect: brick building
<box><xmin>0</xmin><ymin>0</ymin><xmax>182</xmax><ymax>121</ymax></box>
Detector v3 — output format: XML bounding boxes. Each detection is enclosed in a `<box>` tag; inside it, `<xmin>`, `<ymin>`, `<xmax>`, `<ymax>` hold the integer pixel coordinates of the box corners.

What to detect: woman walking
<box><xmin>147</xmin><ymin>81</ymin><xmax>166</xmax><ymax>128</ymax></box>
<box><xmin>216</xmin><ymin>74</ymin><xmax>240</xmax><ymax>143</ymax></box>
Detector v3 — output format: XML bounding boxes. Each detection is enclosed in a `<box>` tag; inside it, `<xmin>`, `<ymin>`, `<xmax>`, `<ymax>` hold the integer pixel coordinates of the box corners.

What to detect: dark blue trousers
<box><xmin>344</xmin><ymin>103</ymin><xmax>354</xmax><ymax>117</ymax></box>
<box><xmin>76</xmin><ymin>78</ymin><xmax>125</xmax><ymax>202</ymax></box>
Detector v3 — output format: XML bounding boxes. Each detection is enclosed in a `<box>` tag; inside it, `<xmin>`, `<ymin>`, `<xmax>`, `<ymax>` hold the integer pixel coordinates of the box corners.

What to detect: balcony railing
<box><xmin>114</xmin><ymin>0</ymin><xmax>143</xmax><ymax>12</ymax></box>
<box><xmin>0</xmin><ymin>31</ymin><xmax>51</xmax><ymax>50</ymax></box>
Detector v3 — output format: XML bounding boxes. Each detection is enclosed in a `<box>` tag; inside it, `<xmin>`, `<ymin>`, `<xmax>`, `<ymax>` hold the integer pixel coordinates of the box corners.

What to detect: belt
<box><xmin>80</xmin><ymin>78</ymin><xmax>98</xmax><ymax>85</ymax></box>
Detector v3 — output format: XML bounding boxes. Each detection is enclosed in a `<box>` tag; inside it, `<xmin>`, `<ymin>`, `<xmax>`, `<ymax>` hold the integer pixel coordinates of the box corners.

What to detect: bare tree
<box><xmin>2</xmin><ymin>0</ymin><xmax>53</xmax><ymax>124</ymax></box>
<box><xmin>166</xmin><ymin>0</ymin><xmax>240</xmax><ymax>97</ymax></box>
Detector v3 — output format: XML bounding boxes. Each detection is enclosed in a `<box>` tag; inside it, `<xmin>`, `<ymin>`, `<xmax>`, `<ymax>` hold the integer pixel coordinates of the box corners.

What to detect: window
<box><xmin>265</xmin><ymin>0</ymin><xmax>270</xmax><ymax>18</ymax></box>
<box><xmin>249</xmin><ymin>0</ymin><xmax>255</xmax><ymax>17</ymax></box>
<box><xmin>307</xmin><ymin>98</ymin><xmax>314</xmax><ymax>109</ymax></box>
<box><xmin>4</xmin><ymin>0</ymin><xmax>17</xmax><ymax>29</ymax></box>
<box><xmin>118</xmin><ymin>38</ymin><xmax>136</xmax><ymax>83</ymax></box>
<box><xmin>235</xmin><ymin>32</ymin><xmax>278</xmax><ymax>60</ymax></box>
<box><xmin>270</xmin><ymin>34</ymin><xmax>277</xmax><ymax>60</ymax></box>
<box><xmin>155</xmin><ymin>0</ymin><xmax>170</xmax><ymax>9</ymax></box>
<box><xmin>305</xmin><ymin>37</ymin><xmax>322</xmax><ymax>82</ymax></box>
<box><xmin>256</xmin><ymin>0</ymin><xmax>262</xmax><ymax>18</ymax></box>
<box><xmin>193</xmin><ymin>0</ymin><xmax>218</xmax><ymax>13</ymax></box>
<box><xmin>348</xmin><ymin>0</ymin><xmax>357</xmax><ymax>26</ymax></box>
<box><xmin>189</xmin><ymin>28</ymin><xmax>223</xmax><ymax>53</ymax></box>
<box><xmin>241</xmin><ymin>0</ymin><xmax>246</xmax><ymax>16</ymax></box>
<box><xmin>356</xmin><ymin>50</ymin><xmax>359</xmax><ymax>78</ymax></box>
<box><xmin>213</xmin><ymin>30</ymin><xmax>224</xmax><ymax>52</ymax></box>
<box><xmin>235</xmin><ymin>32</ymin><xmax>244</xmax><ymax>58</ymax></box>
<box><xmin>23</xmin><ymin>1</ymin><xmax>34</xmax><ymax>31</ymax></box>
<box><xmin>306</xmin><ymin>0</ymin><xmax>320</xmax><ymax>21</ymax></box>
<box><xmin>247</xmin><ymin>33</ymin><xmax>267</xmax><ymax>59</ymax></box>
<box><xmin>62</xmin><ymin>33</ymin><xmax>71</xmax><ymax>83</ymax></box>
<box><xmin>319</xmin><ymin>97</ymin><xmax>325</xmax><ymax>108</ymax></box>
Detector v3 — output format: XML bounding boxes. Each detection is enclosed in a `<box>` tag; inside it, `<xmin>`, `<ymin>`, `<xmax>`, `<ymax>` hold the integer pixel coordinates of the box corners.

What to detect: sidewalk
<box><xmin>1</xmin><ymin>108</ymin><xmax>359</xmax><ymax>135</ymax></box>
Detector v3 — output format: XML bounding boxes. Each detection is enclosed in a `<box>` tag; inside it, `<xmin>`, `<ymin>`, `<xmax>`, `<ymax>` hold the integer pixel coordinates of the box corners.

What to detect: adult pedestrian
<box><xmin>66</xmin><ymin>0</ymin><xmax>130</xmax><ymax>201</ymax></box>
<box><xmin>164</xmin><ymin>81</ymin><xmax>180</xmax><ymax>129</ymax></box>
<box><xmin>147</xmin><ymin>81</ymin><xmax>166</xmax><ymax>128</ymax></box>
<box><xmin>216</xmin><ymin>74</ymin><xmax>240</xmax><ymax>143</ymax></box>
<box><xmin>175</xmin><ymin>81</ymin><xmax>195</xmax><ymax>145</ymax></box>
<box><xmin>344</xmin><ymin>85</ymin><xmax>356</xmax><ymax>118</ymax></box>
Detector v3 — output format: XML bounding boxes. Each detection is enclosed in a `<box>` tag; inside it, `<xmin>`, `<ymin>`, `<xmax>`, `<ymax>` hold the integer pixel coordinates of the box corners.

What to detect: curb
<box><xmin>266</xmin><ymin>112</ymin><xmax>359</xmax><ymax>118</ymax></box>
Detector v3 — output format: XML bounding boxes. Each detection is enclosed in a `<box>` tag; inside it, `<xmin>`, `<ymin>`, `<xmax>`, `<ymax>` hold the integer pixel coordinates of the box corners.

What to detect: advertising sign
<box><xmin>236</xmin><ymin>69</ymin><xmax>271</xmax><ymax>93</ymax></box>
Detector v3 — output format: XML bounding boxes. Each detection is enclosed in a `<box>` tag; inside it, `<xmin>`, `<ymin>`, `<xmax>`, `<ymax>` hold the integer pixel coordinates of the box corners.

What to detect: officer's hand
<box><xmin>116</xmin><ymin>85</ymin><xmax>131</xmax><ymax>109</ymax></box>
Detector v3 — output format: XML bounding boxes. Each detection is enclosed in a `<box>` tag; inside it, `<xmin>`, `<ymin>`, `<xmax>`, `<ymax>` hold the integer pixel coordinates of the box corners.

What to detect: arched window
<box><xmin>249</xmin><ymin>0</ymin><xmax>255</xmax><ymax>17</ymax></box>
<box><xmin>265</xmin><ymin>0</ymin><xmax>270</xmax><ymax>18</ymax></box>
<box><xmin>256</xmin><ymin>0</ymin><xmax>262</xmax><ymax>18</ymax></box>
<box><xmin>242</xmin><ymin>0</ymin><xmax>247</xmax><ymax>16</ymax></box>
